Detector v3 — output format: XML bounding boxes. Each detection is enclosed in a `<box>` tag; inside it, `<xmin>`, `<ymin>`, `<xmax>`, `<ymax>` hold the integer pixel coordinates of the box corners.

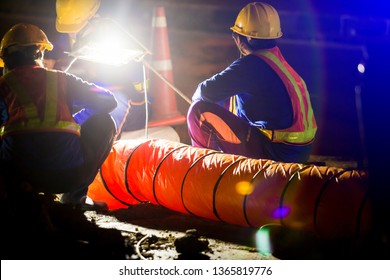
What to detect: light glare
<box><xmin>357</xmin><ymin>63</ymin><xmax>365</xmax><ymax>73</ymax></box>
<box><xmin>256</xmin><ymin>226</ymin><xmax>272</xmax><ymax>255</ymax></box>
<box><xmin>235</xmin><ymin>181</ymin><xmax>254</xmax><ymax>195</ymax></box>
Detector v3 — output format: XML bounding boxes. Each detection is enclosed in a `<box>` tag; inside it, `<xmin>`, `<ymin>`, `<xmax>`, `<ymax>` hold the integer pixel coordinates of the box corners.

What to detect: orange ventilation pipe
<box><xmin>87</xmin><ymin>139</ymin><xmax>372</xmax><ymax>240</ymax></box>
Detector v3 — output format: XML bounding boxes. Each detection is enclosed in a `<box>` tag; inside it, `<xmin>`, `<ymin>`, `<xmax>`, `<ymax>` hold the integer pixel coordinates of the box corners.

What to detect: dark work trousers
<box><xmin>61</xmin><ymin>113</ymin><xmax>117</xmax><ymax>203</ymax></box>
<box><xmin>13</xmin><ymin>113</ymin><xmax>116</xmax><ymax>201</ymax></box>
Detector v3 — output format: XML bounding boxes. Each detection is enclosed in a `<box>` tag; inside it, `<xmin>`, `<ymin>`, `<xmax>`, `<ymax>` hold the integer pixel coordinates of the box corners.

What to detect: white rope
<box><xmin>135</xmin><ymin>234</ymin><xmax>151</xmax><ymax>260</ymax></box>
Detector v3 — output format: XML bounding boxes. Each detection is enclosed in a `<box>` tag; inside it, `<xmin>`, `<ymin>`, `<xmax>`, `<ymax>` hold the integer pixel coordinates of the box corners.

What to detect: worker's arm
<box><xmin>61</xmin><ymin>71</ymin><xmax>117</xmax><ymax>125</ymax></box>
<box><xmin>192</xmin><ymin>56</ymin><xmax>253</xmax><ymax>104</ymax></box>
<box><xmin>65</xmin><ymin>72</ymin><xmax>117</xmax><ymax>113</ymax></box>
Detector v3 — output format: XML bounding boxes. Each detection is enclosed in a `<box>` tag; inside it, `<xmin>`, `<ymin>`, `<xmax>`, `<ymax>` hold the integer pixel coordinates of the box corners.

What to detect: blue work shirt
<box><xmin>193</xmin><ymin>53</ymin><xmax>294</xmax><ymax>130</ymax></box>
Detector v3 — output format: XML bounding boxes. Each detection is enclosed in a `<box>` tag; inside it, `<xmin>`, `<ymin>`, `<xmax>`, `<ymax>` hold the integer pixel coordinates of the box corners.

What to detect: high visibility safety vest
<box><xmin>0</xmin><ymin>70</ymin><xmax>80</xmax><ymax>138</ymax></box>
<box><xmin>230</xmin><ymin>47</ymin><xmax>317</xmax><ymax>144</ymax></box>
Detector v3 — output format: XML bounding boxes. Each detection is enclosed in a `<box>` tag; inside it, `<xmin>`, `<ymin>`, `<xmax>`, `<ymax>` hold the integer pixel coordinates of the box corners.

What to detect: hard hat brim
<box><xmin>230</xmin><ymin>26</ymin><xmax>283</xmax><ymax>39</ymax></box>
<box><xmin>56</xmin><ymin>19</ymin><xmax>87</xmax><ymax>33</ymax></box>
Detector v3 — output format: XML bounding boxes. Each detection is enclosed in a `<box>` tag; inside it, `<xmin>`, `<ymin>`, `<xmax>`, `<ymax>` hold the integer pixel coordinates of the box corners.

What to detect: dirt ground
<box><xmin>1</xmin><ymin>187</ymin><xmax>380</xmax><ymax>261</ymax></box>
<box><xmin>2</xmin><ymin>183</ymin><xmax>389</xmax><ymax>260</ymax></box>
<box><xmin>84</xmin><ymin>203</ymin><xmax>276</xmax><ymax>260</ymax></box>
<box><xmin>0</xmin><ymin>188</ymin><xmax>275</xmax><ymax>260</ymax></box>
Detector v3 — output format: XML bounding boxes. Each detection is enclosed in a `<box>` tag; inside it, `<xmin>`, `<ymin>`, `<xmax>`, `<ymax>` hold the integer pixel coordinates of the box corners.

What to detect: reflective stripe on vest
<box><xmin>0</xmin><ymin>71</ymin><xmax>80</xmax><ymax>137</ymax></box>
<box><xmin>255</xmin><ymin>48</ymin><xmax>317</xmax><ymax>144</ymax></box>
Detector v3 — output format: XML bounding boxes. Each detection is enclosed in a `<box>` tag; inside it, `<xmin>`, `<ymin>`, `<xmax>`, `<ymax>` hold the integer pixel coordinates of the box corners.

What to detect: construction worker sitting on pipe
<box><xmin>0</xmin><ymin>23</ymin><xmax>117</xmax><ymax>207</ymax></box>
<box><xmin>187</xmin><ymin>2</ymin><xmax>317</xmax><ymax>163</ymax></box>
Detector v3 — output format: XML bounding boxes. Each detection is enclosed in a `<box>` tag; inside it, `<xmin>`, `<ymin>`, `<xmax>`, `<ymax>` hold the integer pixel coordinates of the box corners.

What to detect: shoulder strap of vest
<box><xmin>44</xmin><ymin>71</ymin><xmax>58</xmax><ymax>125</ymax></box>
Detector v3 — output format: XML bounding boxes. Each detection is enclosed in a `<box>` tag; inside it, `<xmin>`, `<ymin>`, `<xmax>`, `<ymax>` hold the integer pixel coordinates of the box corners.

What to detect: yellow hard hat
<box><xmin>56</xmin><ymin>0</ymin><xmax>101</xmax><ymax>33</ymax></box>
<box><xmin>0</xmin><ymin>23</ymin><xmax>53</xmax><ymax>57</ymax></box>
<box><xmin>230</xmin><ymin>2</ymin><xmax>283</xmax><ymax>39</ymax></box>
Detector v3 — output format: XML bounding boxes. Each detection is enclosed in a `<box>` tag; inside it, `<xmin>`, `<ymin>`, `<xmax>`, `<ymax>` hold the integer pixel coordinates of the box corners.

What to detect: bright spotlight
<box><xmin>67</xmin><ymin>17</ymin><xmax>150</xmax><ymax>66</ymax></box>
<box><xmin>69</xmin><ymin>44</ymin><xmax>145</xmax><ymax>65</ymax></box>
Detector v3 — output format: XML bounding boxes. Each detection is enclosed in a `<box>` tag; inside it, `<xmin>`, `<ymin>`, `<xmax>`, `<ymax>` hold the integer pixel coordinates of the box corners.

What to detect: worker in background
<box><xmin>187</xmin><ymin>2</ymin><xmax>317</xmax><ymax>163</ymax></box>
<box><xmin>0</xmin><ymin>23</ymin><xmax>117</xmax><ymax>206</ymax></box>
<box><xmin>55</xmin><ymin>0</ymin><xmax>150</xmax><ymax>140</ymax></box>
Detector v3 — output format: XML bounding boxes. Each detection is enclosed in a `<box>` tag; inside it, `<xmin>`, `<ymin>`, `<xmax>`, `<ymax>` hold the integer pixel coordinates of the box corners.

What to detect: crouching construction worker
<box><xmin>187</xmin><ymin>2</ymin><xmax>317</xmax><ymax>163</ymax></box>
<box><xmin>55</xmin><ymin>0</ymin><xmax>151</xmax><ymax>140</ymax></box>
<box><xmin>0</xmin><ymin>23</ymin><xmax>117</xmax><ymax>206</ymax></box>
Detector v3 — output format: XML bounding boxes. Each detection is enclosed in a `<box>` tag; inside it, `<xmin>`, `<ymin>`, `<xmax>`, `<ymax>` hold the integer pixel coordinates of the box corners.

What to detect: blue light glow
<box><xmin>272</xmin><ymin>206</ymin><xmax>291</xmax><ymax>219</ymax></box>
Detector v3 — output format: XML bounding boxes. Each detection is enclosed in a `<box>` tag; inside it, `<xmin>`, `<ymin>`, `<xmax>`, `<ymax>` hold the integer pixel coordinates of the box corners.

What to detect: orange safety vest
<box><xmin>230</xmin><ymin>46</ymin><xmax>317</xmax><ymax>144</ymax></box>
<box><xmin>0</xmin><ymin>70</ymin><xmax>80</xmax><ymax>138</ymax></box>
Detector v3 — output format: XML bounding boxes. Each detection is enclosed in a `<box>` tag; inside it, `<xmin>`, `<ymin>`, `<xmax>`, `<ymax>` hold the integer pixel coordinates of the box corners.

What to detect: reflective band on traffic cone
<box><xmin>148</xmin><ymin>5</ymin><xmax>186</xmax><ymax>127</ymax></box>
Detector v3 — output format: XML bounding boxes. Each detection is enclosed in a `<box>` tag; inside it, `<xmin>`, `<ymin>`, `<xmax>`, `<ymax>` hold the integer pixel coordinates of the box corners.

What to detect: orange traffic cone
<box><xmin>148</xmin><ymin>5</ymin><xmax>186</xmax><ymax>127</ymax></box>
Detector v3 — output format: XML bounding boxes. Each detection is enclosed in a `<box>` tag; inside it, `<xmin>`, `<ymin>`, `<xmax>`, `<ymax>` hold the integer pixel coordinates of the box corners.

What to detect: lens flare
<box><xmin>357</xmin><ymin>63</ymin><xmax>365</xmax><ymax>73</ymax></box>
<box><xmin>272</xmin><ymin>206</ymin><xmax>290</xmax><ymax>219</ymax></box>
<box><xmin>255</xmin><ymin>225</ymin><xmax>273</xmax><ymax>255</ymax></box>
<box><xmin>235</xmin><ymin>181</ymin><xmax>254</xmax><ymax>195</ymax></box>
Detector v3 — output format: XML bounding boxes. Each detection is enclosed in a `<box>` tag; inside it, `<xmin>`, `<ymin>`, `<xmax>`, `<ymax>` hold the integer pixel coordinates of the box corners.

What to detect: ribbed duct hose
<box><xmin>87</xmin><ymin>139</ymin><xmax>372</xmax><ymax>239</ymax></box>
